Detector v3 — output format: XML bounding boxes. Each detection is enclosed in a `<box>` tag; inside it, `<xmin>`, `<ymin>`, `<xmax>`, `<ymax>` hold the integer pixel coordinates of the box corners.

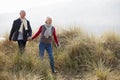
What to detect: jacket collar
<box><xmin>18</xmin><ymin>18</ymin><xmax>27</xmax><ymax>23</ymax></box>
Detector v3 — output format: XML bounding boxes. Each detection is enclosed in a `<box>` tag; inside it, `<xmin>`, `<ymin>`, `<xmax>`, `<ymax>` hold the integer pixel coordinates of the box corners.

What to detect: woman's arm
<box><xmin>32</xmin><ymin>26</ymin><xmax>42</xmax><ymax>40</ymax></box>
<box><xmin>53</xmin><ymin>27</ymin><xmax>59</xmax><ymax>46</ymax></box>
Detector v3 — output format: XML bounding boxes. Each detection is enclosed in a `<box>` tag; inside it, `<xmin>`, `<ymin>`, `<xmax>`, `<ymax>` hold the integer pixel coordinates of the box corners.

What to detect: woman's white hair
<box><xmin>45</xmin><ymin>17</ymin><xmax>52</xmax><ymax>23</ymax></box>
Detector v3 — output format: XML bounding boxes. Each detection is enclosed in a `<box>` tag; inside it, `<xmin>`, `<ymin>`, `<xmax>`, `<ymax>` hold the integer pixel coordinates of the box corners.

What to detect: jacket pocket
<box><xmin>12</xmin><ymin>31</ymin><xmax>18</xmax><ymax>41</ymax></box>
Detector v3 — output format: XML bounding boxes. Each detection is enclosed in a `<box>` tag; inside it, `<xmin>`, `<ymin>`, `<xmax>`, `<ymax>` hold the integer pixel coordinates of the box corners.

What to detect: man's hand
<box><xmin>8</xmin><ymin>39</ymin><xmax>13</xmax><ymax>44</ymax></box>
<box><xmin>9</xmin><ymin>38</ymin><xmax>12</xmax><ymax>42</ymax></box>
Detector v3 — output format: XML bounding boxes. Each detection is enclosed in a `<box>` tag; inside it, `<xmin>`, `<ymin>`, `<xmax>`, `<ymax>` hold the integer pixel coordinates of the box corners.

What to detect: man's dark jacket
<box><xmin>9</xmin><ymin>18</ymin><xmax>32</xmax><ymax>41</ymax></box>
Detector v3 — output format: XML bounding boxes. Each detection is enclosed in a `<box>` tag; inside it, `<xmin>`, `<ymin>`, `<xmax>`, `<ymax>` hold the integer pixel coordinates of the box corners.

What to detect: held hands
<box><xmin>27</xmin><ymin>37</ymin><xmax>32</xmax><ymax>41</ymax></box>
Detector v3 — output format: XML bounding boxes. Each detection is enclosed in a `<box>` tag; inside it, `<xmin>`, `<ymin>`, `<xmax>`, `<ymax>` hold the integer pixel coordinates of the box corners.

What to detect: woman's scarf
<box><xmin>44</xmin><ymin>24</ymin><xmax>53</xmax><ymax>38</ymax></box>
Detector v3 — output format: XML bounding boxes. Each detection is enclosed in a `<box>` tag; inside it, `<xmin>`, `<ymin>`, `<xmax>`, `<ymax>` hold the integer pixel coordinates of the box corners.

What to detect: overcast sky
<box><xmin>0</xmin><ymin>0</ymin><xmax>120</xmax><ymax>36</ymax></box>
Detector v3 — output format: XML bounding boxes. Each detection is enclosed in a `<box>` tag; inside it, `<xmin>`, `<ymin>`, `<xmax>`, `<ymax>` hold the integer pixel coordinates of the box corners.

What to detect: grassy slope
<box><xmin>0</xmin><ymin>27</ymin><xmax>120</xmax><ymax>80</ymax></box>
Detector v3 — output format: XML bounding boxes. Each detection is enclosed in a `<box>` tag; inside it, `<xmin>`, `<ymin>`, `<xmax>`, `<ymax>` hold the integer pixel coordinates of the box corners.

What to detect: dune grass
<box><xmin>0</xmin><ymin>27</ymin><xmax>120</xmax><ymax>80</ymax></box>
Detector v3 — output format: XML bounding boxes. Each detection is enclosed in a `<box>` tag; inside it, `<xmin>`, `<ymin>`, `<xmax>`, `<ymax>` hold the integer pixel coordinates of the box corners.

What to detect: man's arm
<box><xmin>27</xmin><ymin>21</ymin><xmax>32</xmax><ymax>37</ymax></box>
<box><xmin>9</xmin><ymin>21</ymin><xmax>16</xmax><ymax>41</ymax></box>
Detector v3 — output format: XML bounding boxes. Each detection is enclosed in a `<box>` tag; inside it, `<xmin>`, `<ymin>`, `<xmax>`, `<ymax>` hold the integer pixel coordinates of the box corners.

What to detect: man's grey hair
<box><xmin>20</xmin><ymin>10</ymin><xmax>26</xmax><ymax>14</ymax></box>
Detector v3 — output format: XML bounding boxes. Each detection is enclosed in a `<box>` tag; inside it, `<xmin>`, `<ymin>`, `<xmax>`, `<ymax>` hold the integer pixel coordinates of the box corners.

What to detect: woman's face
<box><xmin>46</xmin><ymin>18</ymin><xmax>52</xmax><ymax>25</ymax></box>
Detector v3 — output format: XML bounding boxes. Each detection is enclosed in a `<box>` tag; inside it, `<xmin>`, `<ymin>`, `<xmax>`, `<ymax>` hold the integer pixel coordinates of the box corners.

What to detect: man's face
<box><xmin>20</xmin><ymin>11</ymin><xmax>26</xmax><ymax>19</ymax></box>
<box><xmin>46</xmin><ymin>19</ymin><xmax>52</xmax><ymax>25</ymax></box>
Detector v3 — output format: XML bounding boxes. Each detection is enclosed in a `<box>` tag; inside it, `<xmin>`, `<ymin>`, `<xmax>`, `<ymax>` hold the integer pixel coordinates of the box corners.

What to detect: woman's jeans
<box><xmin>39</xmin><ymin>42</ymin><xmax>55</xmax><ymax>73</ymax></box>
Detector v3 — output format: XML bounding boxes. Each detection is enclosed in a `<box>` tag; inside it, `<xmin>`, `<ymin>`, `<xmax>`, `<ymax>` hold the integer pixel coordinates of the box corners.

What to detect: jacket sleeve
<box><xmin>32</xmin><ymin>26</ymin><xmax>42</xmax><ymax>40</ymax></box>
<box><xmin>27</xmin><ymin>21</ymin><xmax>32</xmax><ymax>37</ymax></box>
<box><xmin>53</xmin><ymin>27</ymin><xmax>59</xmax><ymax>45</ymax></box>
<box><xmin>9</xmin><ymin>21</ymin><xmax>16</xmax><ymax>40</ymax></box>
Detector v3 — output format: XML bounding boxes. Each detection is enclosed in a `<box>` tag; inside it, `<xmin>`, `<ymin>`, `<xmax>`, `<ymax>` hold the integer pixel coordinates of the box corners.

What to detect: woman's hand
<box><xmin>57</xmin><ymin>43</ymin><xmax>61</xmax><ymax>49</ymax></box>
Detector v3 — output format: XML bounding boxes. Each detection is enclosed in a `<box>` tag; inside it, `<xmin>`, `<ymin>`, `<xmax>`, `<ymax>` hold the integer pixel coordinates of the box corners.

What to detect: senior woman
<box><xmin>29</xmin><ymin>17</ymin><xmax>60</xmax><ymax>73</ymax></box>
